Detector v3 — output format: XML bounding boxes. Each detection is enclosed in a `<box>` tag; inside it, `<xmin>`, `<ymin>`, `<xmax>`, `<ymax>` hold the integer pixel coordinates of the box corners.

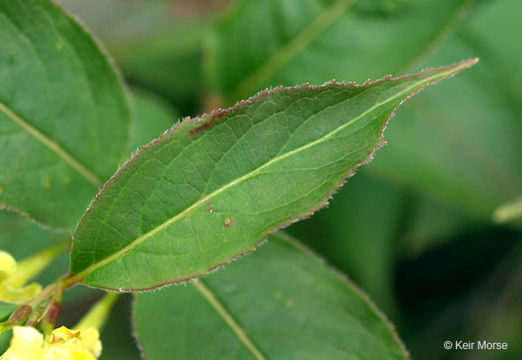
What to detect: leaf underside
<box><xmin>69</xmin><ymin>60</ymin><xmax>476</xmax><ymax>291</ymax></box>
<box><xmin>133</xmin><ymin>233</ymin><xmax>408</xmax><ymax>360</ymax></box>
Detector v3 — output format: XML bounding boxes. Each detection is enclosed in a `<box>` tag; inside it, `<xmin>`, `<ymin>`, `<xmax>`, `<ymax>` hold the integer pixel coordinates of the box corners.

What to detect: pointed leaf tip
<box><xmin>70</xmin><ymin>62</ymin><xmax>473</xmax><ymax>291</ymax></box>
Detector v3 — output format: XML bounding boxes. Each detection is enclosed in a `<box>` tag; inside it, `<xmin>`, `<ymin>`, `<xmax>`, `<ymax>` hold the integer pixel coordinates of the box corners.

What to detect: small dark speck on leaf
<box><xmin>207</xmin><ymin>202</ymin><xmax>215</xmax><ymax>213</ymax></box>
<box><xmin>223</xmin><ymin>218</ymin><xmax>234</xmax><ymax>228</ymax></box>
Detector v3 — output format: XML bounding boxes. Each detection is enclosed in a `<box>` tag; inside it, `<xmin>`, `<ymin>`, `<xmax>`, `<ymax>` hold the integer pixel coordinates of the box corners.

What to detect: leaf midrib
<box><xmin>69</xmin><ymin>64</ymin><xmax>470</xmax><ymax>285</ymax></box>
<box><xmin>0</xmin><ymin>99</ymin><xmax>103</xmax><ymax>187</ymax></box>
<box><xmin>192</xmin><ymin>280</ymin><xmax>266</xmax><ymax>360</ymax></box>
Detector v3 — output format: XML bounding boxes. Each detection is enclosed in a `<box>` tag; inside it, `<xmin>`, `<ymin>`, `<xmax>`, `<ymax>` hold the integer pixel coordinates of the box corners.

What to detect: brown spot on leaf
<box><xmin>223</xmin><ymin>218</ymin><xmax>234</xmax><ymax>228</ymax></box>
<box><xmin>0</xmin><ymin>186</ymin><xmax>3</xmax><ymax>194</ymax></box>
<box><xmin>189</xmin><ymin>112</ymin><xmax>225</xmax><ymax>135</ymax></box>
<box><xmin>207</xmin><ymin>203</ymin><xmax>215</xmax><ymax>213</ymax></box>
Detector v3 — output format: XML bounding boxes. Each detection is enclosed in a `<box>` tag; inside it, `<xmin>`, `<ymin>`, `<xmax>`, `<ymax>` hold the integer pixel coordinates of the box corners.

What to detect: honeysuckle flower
<box><xmin>0</xmin><ymin>251</ymin><xmax>41</xmax><ymax>303</ymax></box>
<box><xmin>0</xmin><ymin>325</ymin><xmax>102</xmax><ymax>360</ymax></box>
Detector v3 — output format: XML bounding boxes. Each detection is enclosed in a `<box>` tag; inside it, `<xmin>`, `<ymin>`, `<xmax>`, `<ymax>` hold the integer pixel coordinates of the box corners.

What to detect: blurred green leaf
<box><xmin>208</xmin><ymin>0</ymin><xmax>522</xmax><ymax>221</ymax></box>
<box><xmin>397</xmin><ymin>236</ymin><xmax>522</xmax><ymax>360</ymax></box>
<box><xmin>288</xmin><ymin>174</ymin><xmax>406</xmax><ymax>314</ymax></box>
<box><xmin>99</xmin><ymin>295</ymin><xmax>140</xmax><ymax>360</ymax></box>
<box><xmin>0</xmin><ymin>0</ymin><xmax>130</xmax><ymax>228</ymax></box>
<box><xmin>208</xmin><ymin>0</ymin><xmax>471</xmax><ymax>102</ymax></box>
<box><xmin>0</xmin><ymin>210</ymin><xmax>66</xmax><ymax>286</ymax></box>
<box><xmin>0</xmin><ymin>210</ymin><xmax>91</xmax><ymax>303</ymax></box>
<box><xmin>59</xmin><ymin>0</ymin><xmax>227</xmax><ymax>115</ymax></box>
<box><xmin>0</xmin><ymin>330</ymin><xmax>10</xmax><ymax>354</ymax></box>
<box><xmin>0</xmin><ymin>211</ymin><xmax>65</xmax><ymax>256</ymax></box>
<box><xmin>69</xmin><ymin>63</ymin><xmax>473</xmax><ymax>290</ymax></box>
<box><xmin>399</xmin><ymin>195</ymin><xmax>481</xmax><ymax>257</ymax></box>
<box><xmin>0</xmin><ymin>302</ymin><xmax>15</xmax><ymax>352</ymax></box>
<box><xmin>365</xmin><ymin>0</ymin><xmax>522</xmax><ymax>219</ymax></box>
<box><xmin>0</xmin><ymin>302</ymin><xmax>16</xmax><ymax>321</ymax></box>
<box><xmin>493</xmin><ymin>198</ymin><xmax>522</xmax><ymax>226</ymax></box>
<box><xmin>134</xmin><ymin>233</ymin><xmax>408</xmax><ymax>359</ymax></box>
<box><xmin>130</xmin><ymin>91</ymin><xmax>178</xmax><ymax>151</ymax></box>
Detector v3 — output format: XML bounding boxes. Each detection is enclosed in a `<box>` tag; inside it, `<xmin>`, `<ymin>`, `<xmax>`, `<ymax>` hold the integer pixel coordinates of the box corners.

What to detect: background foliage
<box><xmin>1</xmin><ymin>0</ymin><xmax>520</xmax><ymax>359</ymax></box>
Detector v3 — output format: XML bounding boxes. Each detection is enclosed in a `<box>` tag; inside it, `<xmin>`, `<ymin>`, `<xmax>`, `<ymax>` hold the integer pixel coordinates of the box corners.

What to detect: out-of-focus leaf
<box><xmin>288</xmin><ymin>174</ymin><xmax>406</xmax><ymax>314</ymax></box>
<box><xmin>134</xmin><ymin>233</ymin><xmax>408</xmax><ymax>360</ymax></box>
<box><xmin>0</xmin><ymin>210</ymin><xmax>91</xmax><ymax>303</ymax></box>
<box><xmin>0</xmin><ymin>302</ymin><xmax>16</xmax><ymax>321</ymax></box>
<box><xmin>68</xmin><ymin>62</ymin><xmax>474</xmax><ymax>291</ymax></box>
<box><xmin>59</xmin><ymin>0</ymin><xmax>227</xmax><ymax>114</ymax></box>
<box><xmin>99</xmin><ymin>295</ymin><xmax>140</xmax><ymax>360</ymax></box>
<box><xmin>208</xmin><ymin>0</ymin><xmax>471</xmax><ymax>102</ymax></box>
<box><xmin>208</xmin><ymin>0</ymin><xmax>522</xmax><ymax>221</ymax></box>
<box><xmin>365</xmin><ymin>0</ymin><xmax>522</xmax><ymax>219</ymax></box>
<box><xmin>399</xmin><ymin>196</ymin><xmax>480</xmax><ymax>257</ymax></box>
<box><xmin>0</xmin><ymin>0</ymin><xmax>130</xmax><ymax>228</ymax></box>
<box><xmin>493</xmin><ymin>198</ymin><xmax>522</xmax><ymax>226</ymax></box>
<box><xmin>0</xmin><ymin>330</ymin><xmax>11</xmax><ymax>354</ymax></box>
<box><xmin>465</xmin><ymin>0</ymin><xmax>522</xmax><ymax>92</ymax></box>
<box><xmin>0</xmin><ymin>212</ymin><xmax>65</xmax><ymax>257</ymax></box>
<box><xmin>0</xmin><ymin>210</ymin><xmax>66</xmax><ymax>285</ymax></box>
<box><xmin>398</xmin><ymin>237</ymin><xmax>522</xmax><ymax>360</ymax></box>
<box><xmin>288</xmin><ymin>173</ymin><xmax>482</xmax><ymax>313</ymax></box>
<box><xmin>130</xmin><ymin>91</ymin><xmax>177</xmax><ymax>151</ymax></box>
<box><xmin>367</xmin><ymin>54</ymin><xmax>522</xmax><ymax>218</ymax></box>
<box><xmin>0</xmin><ymin>302</ymin><xmax>16</xmax><ymax>352</ymax></box>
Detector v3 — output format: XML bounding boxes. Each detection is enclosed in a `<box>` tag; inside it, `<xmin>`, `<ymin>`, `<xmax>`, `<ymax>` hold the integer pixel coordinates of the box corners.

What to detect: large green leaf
<box><xmin>134</xmin><ymin>233</ymin><xmax>408</xmax><ymax>360</ymax></box>
<box><xmin>208</xmin><ymin>0</ymin><xmax>522</xmax><ymax>220</ymax></box>
<box><xmin>208</xmin><ymin>0</ymin><xmax>471</xmax><ymax>102</ymax></box>
<box><xmin>0</xmin><ymin>0</ymin><xmax>130</xmax><ymax>228</ymax></box>
<box><xmin>68</xmin><ymin>61</ymin><xmax>476</xmax><ymax>291</ymax></box>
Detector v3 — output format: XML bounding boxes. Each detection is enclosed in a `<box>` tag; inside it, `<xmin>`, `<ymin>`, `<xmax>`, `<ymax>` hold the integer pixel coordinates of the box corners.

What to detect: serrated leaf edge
<box><xmin>67</xmin><ymin>59</ymin><xmax>478</xmax><ymax>291</ymax></box>
<box><xmin>131</xmin><ymin>232</ymin><xmax>409</xmax><ymax>360</ymax></box>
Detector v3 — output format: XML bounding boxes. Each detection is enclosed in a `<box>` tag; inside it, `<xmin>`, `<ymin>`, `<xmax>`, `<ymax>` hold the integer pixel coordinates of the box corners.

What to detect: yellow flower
<box><xmin>48</xmin><ymin>326</ymin><xmax>102</xmax><ymax>359</ymax></box>
<box><xmin>0</xmin><ymin>326</ymin><xmax>102</xmax><ymax>360</ymax></box>
<box><xmin>0</xmin><ymin>251</ymin><xmax>41</xmax><ymax>304</ymax></box>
